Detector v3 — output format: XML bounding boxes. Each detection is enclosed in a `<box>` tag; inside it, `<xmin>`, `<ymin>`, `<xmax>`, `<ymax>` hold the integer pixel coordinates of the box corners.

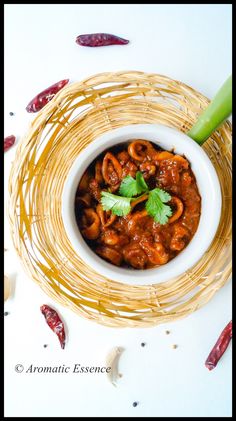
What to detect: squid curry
<box><xmin>75</xmin><ymin>140</ymin><xmax>201</xmax><ymax>269</ymax></box>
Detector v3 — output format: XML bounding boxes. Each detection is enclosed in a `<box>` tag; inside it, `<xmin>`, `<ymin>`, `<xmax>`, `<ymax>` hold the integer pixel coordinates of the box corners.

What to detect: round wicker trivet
<box><xmin>8</xmin><ymin>71</ymin><xmax>232</xmax><ymax>327</ymax></box>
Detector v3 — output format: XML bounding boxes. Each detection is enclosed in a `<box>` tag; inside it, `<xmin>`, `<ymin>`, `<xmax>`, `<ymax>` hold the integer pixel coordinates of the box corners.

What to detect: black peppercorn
<box><xmin>132</xmin><ymin>401</ymin><xmax>138</xmax><ymax>407</ymax></box>
<box><xmin>9</xmin><ymin>112</ymin><xmax>14</xmax><ymax>116</ymax></box>
<box><xmin>43</xmin><ymin>344</ymin><xmax>48</xmax><ymax>348</ymax></box>
<box><xmin>4</xmin><ymin>311</ymin><xmax>9</xmax><ymax>316</ymax></box>
<box><xmin>141</xmin><ymin>342</ymin><xmax>146</xmax><ymax>347</ymax></box>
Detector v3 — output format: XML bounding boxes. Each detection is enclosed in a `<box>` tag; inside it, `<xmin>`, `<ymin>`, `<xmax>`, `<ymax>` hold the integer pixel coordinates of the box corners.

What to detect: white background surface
<box><xmin>4</xmin><ymin>4</ymin><xmax>232</xmax><ymax>418</ymax></box>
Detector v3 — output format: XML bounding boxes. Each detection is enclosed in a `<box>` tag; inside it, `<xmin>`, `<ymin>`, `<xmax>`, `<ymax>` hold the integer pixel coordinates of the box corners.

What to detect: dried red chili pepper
<box><xmin>205</xmin><ymin>320</ymin><xmax>232</xmax><ymax>370</ymax></box>
<box><xmin>4</xmin><ymin>135</ymin><xmax>16</xmax><ymax>152</ymax></box>
<box><xmin>76</xmin><ymin>33</ymin><xmax>129</xmax><ymax>47</ymax></box>
<box><xmin>40</xmin><ymin>305</ymin><xmax>66</xmax><ymax>349</ymax></box>
<box><xmin>26</xmin><ymin>79</ymin><xmax>69</xmax><ymax>113</ymax></box>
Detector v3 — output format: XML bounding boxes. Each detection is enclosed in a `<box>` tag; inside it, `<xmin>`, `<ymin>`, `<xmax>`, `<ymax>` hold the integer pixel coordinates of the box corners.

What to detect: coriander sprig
<box><xmin>101</xmin><ymin>191</ymin><xmax>132</xmax><ymax>216</ymax></box>
<box><xmin>145</xmin><ymin>188</ymin><xmax>172</xmax><ymax>225</ymax></box>
<box><xmin>119</xmin><ymin>171</ymin><xmax>148</xmax><ymax>197</ymax></box>
<box><xmin>101</xmin><ymin>172</ymin><xmax>172</xmax><ymax>224</ymax></box>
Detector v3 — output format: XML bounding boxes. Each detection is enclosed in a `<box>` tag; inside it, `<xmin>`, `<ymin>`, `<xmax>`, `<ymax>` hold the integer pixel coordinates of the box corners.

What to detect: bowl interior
<box><xmin>62</xmin><ymin>124</ymin><xmax>222</xmax><ymax>286</ymax></box>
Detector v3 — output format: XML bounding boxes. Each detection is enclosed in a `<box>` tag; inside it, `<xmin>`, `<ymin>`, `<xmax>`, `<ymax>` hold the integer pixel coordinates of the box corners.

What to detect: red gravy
<box><xmin>75</xmin><ymin>140</ymin><xmax>201</xmax><ymax>269</ymax></box>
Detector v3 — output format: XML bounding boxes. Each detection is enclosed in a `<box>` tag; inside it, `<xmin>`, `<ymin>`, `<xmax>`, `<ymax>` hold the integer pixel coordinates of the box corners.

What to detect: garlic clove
<box><xmin>4</xmin><ymin>275</ymin><xmax>11</xmax><ymax>301</ymax></box>
<box><xmin>106</xmin><ymin>346</ymin><xmax>125</xmax><ymax>386</ymax></box>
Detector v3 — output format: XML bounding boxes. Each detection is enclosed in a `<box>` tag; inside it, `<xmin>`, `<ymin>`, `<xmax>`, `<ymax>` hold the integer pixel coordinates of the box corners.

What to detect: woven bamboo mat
<box><xmin>7</xmin><ymin>71</ymin><xmax>232</xmax><ymax>327</ymax></box>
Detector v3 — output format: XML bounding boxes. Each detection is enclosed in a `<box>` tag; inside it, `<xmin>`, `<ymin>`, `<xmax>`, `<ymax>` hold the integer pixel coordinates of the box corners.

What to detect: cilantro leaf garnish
<box><xmin>101</xmin><ymin>175</ymin><xmax>173</xmax><ymax>224</ymax></box>
<box><xmin>101</xmin><ymin>191</ymin><xmax>132</xmax><ymax>216</ymax></box>
<box><xmin>145</xmin><ymin>188</ymin><xmax>172</xmax><ymax>225</ymax></box>
<box><xmin>119</xmin><ymin>171</ymin><xmax>148</xmax><ymax>197</ymax></box>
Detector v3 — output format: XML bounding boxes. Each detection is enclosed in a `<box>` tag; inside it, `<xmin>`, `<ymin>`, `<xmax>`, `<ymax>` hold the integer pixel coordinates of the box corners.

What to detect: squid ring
<box><xmin>168</xmin><ymin>196</ymin><xmax>184</xmax><ymax>224</ymax></box>
<box><xmin>96</xmin><ymin>204</ymin><xmax>117</xmax><ymax>227</ymax></box>
<box><xmin>102</xmin><ymin>152</ymin><xmax>122</xmax><ymax>185</ymax></box>
<box><xmin>81</xmin><ymin>208</ymin><xmax>100</xmax><ymax>240</ymax></box>
<box><xmin>128</xmin><ymin>140</ymin><xmax>155</xmax><ymax>162</ymax></box>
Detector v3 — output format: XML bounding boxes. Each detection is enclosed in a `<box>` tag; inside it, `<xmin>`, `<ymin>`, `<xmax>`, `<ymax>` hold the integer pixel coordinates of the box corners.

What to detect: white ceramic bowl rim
<box><xmin>62</xmin><ymin>124</ymin><xmax>222</xmax><ymax>286</ymax></box>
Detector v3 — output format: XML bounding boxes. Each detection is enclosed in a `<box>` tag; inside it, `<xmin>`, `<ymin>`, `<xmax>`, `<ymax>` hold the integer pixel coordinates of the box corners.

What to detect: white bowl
<box><xmin>62</xmin><ymin>124</ymin><xmax>222</xmax><ymax>286</ymax></box>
